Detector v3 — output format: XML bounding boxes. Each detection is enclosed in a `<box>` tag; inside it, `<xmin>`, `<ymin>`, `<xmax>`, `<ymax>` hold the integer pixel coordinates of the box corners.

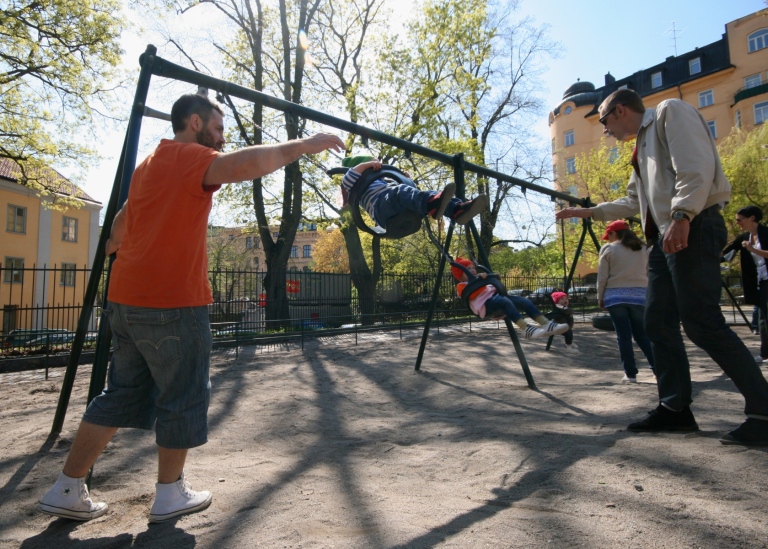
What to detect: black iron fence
<box><xmin>0</xmin><ymin>265</ymin><xmax>748</xmax><ymax>358</ymax></box>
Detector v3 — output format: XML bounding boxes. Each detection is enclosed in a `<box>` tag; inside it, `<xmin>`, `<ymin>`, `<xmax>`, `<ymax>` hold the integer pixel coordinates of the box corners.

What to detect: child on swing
<box><xmin>549</xmin><ymin>291</ymin><xmax>579</xmax><ymax>352</ymax></box>
<box><xmin>451</xmin><ymin>257</ymin><xmax>570</xmax><ymax>339</ymax></box>
<box><xmin>340</xmin><ymin>155</ymin><xmax>488</xmax><ymax>229</ymax></box>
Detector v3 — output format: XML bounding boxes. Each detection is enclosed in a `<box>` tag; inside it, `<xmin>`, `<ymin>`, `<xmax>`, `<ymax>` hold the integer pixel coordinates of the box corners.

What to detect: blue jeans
<box><xmin>373</xmin><ymin>180</ymin><xmax>463</xmax><ymax>228</ymax></box>
<box><xmin>83</xmin><ymin>303</ymin><xmax>213</xmax><ymax>449</ymax></box>
<box><xmin>607</xmin><ymin>303</ymin><xmax>654</xmax><ymax>377</ymax></box>
<box><xmin>484</xmin><ymin>294</ymin><xmax>542</xmax><ymax>322</ymax></box>
<box><xmin>645</xmin><ymin>206</ymin><xmax>768</xmax><ymax>416</ymax></box>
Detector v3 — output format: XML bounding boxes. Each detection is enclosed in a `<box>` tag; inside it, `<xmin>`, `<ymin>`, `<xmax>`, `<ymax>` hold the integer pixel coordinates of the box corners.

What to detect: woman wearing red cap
<box><xmin>597</xmin><ymin>220</ymin><xmax>656</xmax><ymax>383</ymax></box>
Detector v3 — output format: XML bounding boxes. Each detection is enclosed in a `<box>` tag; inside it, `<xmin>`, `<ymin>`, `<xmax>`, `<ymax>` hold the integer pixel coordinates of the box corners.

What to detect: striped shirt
<box><xmin>341</xmin><ymin>169</ymin><xmax>392</xmax><ymax>221</ymax></box>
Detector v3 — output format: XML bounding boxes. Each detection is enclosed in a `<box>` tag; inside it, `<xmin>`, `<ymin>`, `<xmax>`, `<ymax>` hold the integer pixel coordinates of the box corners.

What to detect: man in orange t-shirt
<box><xmin>37</xmin><ymin>94</ymin><xmax>345</xmax><ymax>523</ymax></box>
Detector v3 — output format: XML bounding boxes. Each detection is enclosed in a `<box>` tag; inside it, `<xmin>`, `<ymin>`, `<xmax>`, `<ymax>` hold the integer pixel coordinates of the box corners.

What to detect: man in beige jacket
<box><xmin>558</xmin><ymin>88</ymin><xmax>768</xmax><ymax>446</ymax></box>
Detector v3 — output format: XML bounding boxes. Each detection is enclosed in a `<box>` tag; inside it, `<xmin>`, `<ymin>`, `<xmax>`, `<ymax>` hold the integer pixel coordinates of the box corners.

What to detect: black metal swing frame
<box><xmin>50</xmin><ymin>44</ymin><xmax>618</xmax><ymax>435</ymax></box>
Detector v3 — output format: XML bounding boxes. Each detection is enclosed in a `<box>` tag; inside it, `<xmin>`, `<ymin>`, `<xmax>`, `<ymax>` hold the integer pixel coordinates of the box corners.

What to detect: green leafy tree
<box><xmin>719</xmin><ymin>123</ymin><xmax>768</xmax><ymax>236</ymax></box>
<box><xmin>1</xmin><ymin>0</ymin><xmax>123</xmax><ymax>199</ymax></box>
<box><xmin>558</xmin><ymin>139</ymin><xmax>635</xmax><ymax>269</ymax></box>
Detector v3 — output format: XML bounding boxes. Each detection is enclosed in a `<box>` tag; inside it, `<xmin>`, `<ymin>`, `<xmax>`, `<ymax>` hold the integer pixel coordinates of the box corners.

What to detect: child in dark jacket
<box><xmin>340</xmin><ymin>156</ymin><xmax>488</xmax><ymax>229</ymax></box>
<box><xmin>548</xmin><ymin>291</ymin><xmax>578</xmax><ymax>352</ymax></box>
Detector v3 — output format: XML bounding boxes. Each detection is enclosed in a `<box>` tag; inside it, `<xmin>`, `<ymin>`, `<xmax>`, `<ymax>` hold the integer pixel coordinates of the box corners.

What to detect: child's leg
<box><xmin>484</xmin><ymin>295</ymin><xmax>523</xmax><ymax>325</ymax></box>
<box><xmin>564</xmin><ymin>329</ymin><xmax>573</xmax><ymax>345</ymax></box>
<box><xmin>373</xmin><ymin>181</ymin><xmax>453</xmax><ymax>227</ymax></box>
<box><xmin>508</xmin><ymin>295</ymin><xmax>546</xmax><ymax>323</ymax></box>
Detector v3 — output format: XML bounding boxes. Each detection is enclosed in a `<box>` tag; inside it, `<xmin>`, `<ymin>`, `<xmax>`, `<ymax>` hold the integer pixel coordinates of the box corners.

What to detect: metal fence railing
<box><xmin>0</xmin><ymin>265</ymin><xmax>749</xmax><ymax>360</ymax></box>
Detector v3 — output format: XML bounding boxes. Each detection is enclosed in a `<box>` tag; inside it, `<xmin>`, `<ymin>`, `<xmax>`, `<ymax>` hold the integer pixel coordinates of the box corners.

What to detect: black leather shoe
<box><xmin>627</xmin><ymin>404</ymin><xmax>699</xmax><ymax>432</ymax></box>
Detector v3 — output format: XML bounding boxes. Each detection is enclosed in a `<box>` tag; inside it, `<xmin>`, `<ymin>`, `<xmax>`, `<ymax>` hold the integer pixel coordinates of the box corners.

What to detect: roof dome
<box><xmin>563</xmin><ymin>81</ymin><xmax>595</xmax><ymax>100</ymax></box>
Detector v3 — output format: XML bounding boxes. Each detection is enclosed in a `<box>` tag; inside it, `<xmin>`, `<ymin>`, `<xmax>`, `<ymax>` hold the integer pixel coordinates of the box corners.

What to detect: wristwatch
<box><xmin>671</xmin><ymin>210</ymin><xmax>691</xmax><ymax>222</ymax></box>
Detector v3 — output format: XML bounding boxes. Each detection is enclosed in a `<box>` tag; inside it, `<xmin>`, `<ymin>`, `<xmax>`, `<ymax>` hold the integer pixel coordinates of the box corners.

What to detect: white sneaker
<box><xmin>523</xmin><ymin>324</ymin><xmax>546</xmax><ymax>339</ymax></box>
<box><xmin>37</xmin><ymin>472</ymin><xmax>108</xmax><ymax>521</ymax></box>
<box><xmin>149</xmin><ymin>472</ymin><xmax>212</xmax><ymax>523</ymax></box>
<box><xmin>755</xmin><ymin>355</ymin><xmax>764</xmax><ymax>363</ymax></box>
<box><xmin>621</xmin><ymin>374</ymin><xmax>638</xmax><ymax>383</ymax></box>
<box><xmin>565</xmin><ymin>343</ymin><xmax>580</xmax><ymax>353</ymax></box>
<box><xmin>540</xmin><ymin>320</ymin><xmax>570</xmax><ymax>336</ymax></box>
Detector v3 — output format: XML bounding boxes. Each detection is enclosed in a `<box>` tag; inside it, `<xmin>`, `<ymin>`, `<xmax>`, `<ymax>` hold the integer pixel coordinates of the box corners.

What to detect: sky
<box><xmin>73</xmin><ymin>0</ymin><xmax>766</xmax><ymax>214</ymax></box>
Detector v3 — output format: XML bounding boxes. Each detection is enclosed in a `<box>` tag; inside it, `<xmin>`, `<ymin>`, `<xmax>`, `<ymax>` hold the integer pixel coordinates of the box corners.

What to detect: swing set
<box><xmin>50</xmin><ymin>44</ymin><xmax>609</xmax><ymax>436</ymax></box>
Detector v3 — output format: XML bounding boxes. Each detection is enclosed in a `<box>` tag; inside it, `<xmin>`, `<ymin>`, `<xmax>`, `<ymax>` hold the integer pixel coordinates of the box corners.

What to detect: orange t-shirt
<box><xmin>108</xmin><ymin>139</ymin><xmax>221</xmax><ymax>307</ymax></box>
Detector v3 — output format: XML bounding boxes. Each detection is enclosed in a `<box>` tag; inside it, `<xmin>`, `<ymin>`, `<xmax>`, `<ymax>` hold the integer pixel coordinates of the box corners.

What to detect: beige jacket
<box><xmin>596</xmin><ymin>241</ymin><xmax>649</xmax><ymax>301</ymax></box>
<box><xmin>591</xmin><ymin>99</ymin><xmax>731</xmax><ymax>235</ymax></box>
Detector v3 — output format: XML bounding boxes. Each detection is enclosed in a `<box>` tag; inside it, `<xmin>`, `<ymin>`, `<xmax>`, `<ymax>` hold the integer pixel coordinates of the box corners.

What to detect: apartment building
<box><xmin>1</xmin><ymin>159</ymin><xmax>102</xmax><ymax>332</ymax></box>
<box><xmin>550</xmin><ymin>9</ymin><xmax>768</xmax><ymax>194</ymax></box>
<box><xmin>208</xmin><ymin>221</ymin><xmax>321</xmax><ymax>272</ymax></box>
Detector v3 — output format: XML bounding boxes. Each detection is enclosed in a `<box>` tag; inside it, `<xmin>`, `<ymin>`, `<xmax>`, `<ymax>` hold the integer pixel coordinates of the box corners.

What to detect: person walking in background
<box><xmin>722</xmin><ymin>205</ymin><xmax>768</xmax><ymax>362</ymax></box>
<box><xmin>597</xmin><ymin>220</ymin><xmax>655</xmax><ymax>383</ymax></box>
<box><xmin>36</xmin><ymin>93</ymin><xmax>346</xmax><ymax>522</ymax></box>
<box><xmin>556</xmin><ymin>88</ymin><xmax>768</xmax><ymax>446</ymax></box>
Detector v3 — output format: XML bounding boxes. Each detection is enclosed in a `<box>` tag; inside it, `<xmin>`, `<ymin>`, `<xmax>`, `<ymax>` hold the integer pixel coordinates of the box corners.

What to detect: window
<box><xmin>246</xmin><ymin>237</ymin><xmax>252</xmax><ymax>249</ymax></box>
<box><xmin>698</xmin><ymin>89</ymin><xmax>714</xmax><ymax>108</ymax></box>
<box><xmin>564</xmin><ymin>106</ymin><xmax>573</xmax><ymax>115</ymax></box>
<box><xmin>290</xmin><ymin>246</ymin><xmax>298</xmax><ymax>258</ymax></box>
<box><xmin>609</xmin><ymin>147</ymin><xmax>619</xmax><ymax>164</ymax></box>
<box><xmin>552</xmin><ymin>164</ymin><xmax>557</xmax><ymax>181</ymax></box>
<box><xmin>748</xmin><ymin>29</ymin><xmax>768</xmax><ymax>53</ymax></box>
<box><xmin>736</xmin><ymin>110</ymin><xmax>742</xmax><ymax>129</ymax></box>
<box><xmin>60</xmin><ymin>263</ymin><xmax>76</xmax><ymax>287</ymax></box>
<box><xmin>651</xmin><ymin>71</ymin><xmax>662</xmax><ymax>89</ymax></box>
<box><xmin>567</xmin><ymin>185</ymin><xmax>578</xmax><ymax>196</ymax></box>
<box><xmin>62</xmin><ymin>217</ymin><xmax>78</xmax><ymax>242</ymax></box>
<box><xmin>303</xmin><ymin>245</ymin><xmax>311</xmax><ymax>258</ymax></box>
<box><xmin>689</xmin><ymin>57</ymin><xmax>701</xmax><ymax>75</ymax></box>
<box><xmin>707</xmin><ymin>120</ymin><xmax>717</xmax><ymax>139</ymax></box>
<box><xmin>618</xmin><ymin>84</ymin><xmax>628</xmax><ymax>90</ymax></box>
<box><xmin>253</xmin><ymin>257</ymin><xmax>259</xmax><ymax>268</ymax></box>
<box><xmin>745</xmin><ymin>74</ymin><xmax>762</xmax><ymax>89</ymax></box>
<box><xmin>564</xmin><ymin>130</ymin><xmax>574</xmax><ymax>147</ymax></box>
<box><xmin>551</xmin><ymin>138</ymin><xmax>556</xmax><ymax>154</ymax></box>
<box><xmin>254</xmin><ymin>238</ymin><xmax>260</xmax><ymax>249</ymax></box>
<box><xmin>3</xmin><ymin>257</ymin><xmax>24</xmax><ymax>284</ymax></box>
<box><xmin>566</xmin><ymin>157</ymin><xmax>576</xmax><ymax>174</ymax></box>
<box><xmin>6</xmin><ymin>205</ymin><xmax>26</xmax><ymax>233</ymax></box>
<box><xmin>755</xmin><ymin>101</ymin><xmax>768</xmax><ymax>124</ymax></box>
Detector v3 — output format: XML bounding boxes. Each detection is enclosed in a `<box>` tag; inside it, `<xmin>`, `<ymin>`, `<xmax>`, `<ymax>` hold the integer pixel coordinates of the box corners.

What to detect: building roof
<box><xmin>0</xmin><ymin>158</ymin><xmax>100</xmax><ymax>203</ymax></box>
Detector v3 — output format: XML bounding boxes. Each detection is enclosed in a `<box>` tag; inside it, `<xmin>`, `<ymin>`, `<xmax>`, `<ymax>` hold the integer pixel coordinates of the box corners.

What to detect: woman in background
<box><xmin>597</xmin><ymin>220</ymin><xmax>655</xmax><ymax>383</ymax></box>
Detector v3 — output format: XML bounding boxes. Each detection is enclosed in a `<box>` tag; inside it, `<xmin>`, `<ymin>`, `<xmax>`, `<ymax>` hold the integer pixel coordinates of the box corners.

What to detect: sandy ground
<box><xmin>1</xmin><ymin>320</ymin><xmax>768</xmax><ymax>548</ymax></box>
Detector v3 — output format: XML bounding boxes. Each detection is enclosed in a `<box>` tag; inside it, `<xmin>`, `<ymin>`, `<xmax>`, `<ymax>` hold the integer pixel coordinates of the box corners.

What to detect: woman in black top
<box><xmin>723</xmin><ymin>205</ymin><xmax>768</xmax><ymax>362</ymax></box>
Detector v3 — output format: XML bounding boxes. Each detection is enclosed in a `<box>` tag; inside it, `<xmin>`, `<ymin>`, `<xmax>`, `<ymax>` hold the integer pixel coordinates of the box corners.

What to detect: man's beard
<box><xmin>196</xmin><ymin>127</ymin><xmax>222</xmax><ymax>151</ymax></box>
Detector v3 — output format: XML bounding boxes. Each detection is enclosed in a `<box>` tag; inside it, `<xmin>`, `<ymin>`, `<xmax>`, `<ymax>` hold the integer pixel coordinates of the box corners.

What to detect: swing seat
<box><xmin>453</xmin><ymin>262</ymin><xmax>508</xmax><ymax>320</ymax></box>
<box><xmin>592</xmin><ymin>313</ymin><xmax>616</xmax><ymax>331</ymax></box>
<box><xmin>327</xmin><ymin>165</ymin><xmax>423</xmax><ymax>239</ymax></box>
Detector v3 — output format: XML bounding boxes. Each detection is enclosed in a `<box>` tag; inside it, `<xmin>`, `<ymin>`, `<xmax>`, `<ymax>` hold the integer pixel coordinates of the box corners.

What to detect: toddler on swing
<box><xmin>451</xmin><ymin>257</ymin><xmax>570</xmax><ymax>339</ymax></box>
<box><xmin>340</xmin><ymin>155</ymin><xmax>488</xmax><ymax>229</ymax></box>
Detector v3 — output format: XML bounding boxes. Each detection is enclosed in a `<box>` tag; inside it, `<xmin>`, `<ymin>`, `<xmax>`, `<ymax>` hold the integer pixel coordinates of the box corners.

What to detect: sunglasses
<box><xmin>599</xmin><ymin>105</ymin><xmax>618</xmax><ymax>126</ymax></box>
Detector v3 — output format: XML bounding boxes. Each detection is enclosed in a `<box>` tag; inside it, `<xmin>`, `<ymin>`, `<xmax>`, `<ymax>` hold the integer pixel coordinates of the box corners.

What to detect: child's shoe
<box><xmin>565</xmin><ymin>343</ymin><xmax>580</xmax><ymax>352</ymax></box>
<box><xmin>540</xmin><ymin>320</ymin><xmax>570</xmax><ymax>336</ymax></box>
<box><xmin>37</xmin><ymin>472</ymin><xmax>108</xmax><ymax>521</ymax></box>
<box><xmin>451</xmin><ymin>194</ymin><xmax>489</xmax><ymax>225</ymax></box>
<box><xmin>149</xmin><ymin>472</ymin><xmax>212</xmax><ymax>523</ymax></box>
<box><xmin>427</xmin><ymin>183</ymin><xmax>456</xmax><ymax>219</ymax></box>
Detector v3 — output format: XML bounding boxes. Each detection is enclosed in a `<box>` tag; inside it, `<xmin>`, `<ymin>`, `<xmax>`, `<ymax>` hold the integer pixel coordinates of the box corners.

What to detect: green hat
<box><xmin>341</xmin><ymin>154</ymin><xmax>375</xmax><ymax>168</ymax></box>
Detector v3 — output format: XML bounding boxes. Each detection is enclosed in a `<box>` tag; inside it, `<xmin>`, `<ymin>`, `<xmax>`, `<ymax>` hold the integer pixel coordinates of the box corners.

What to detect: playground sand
<box><xmin>2</xmin><ymin>322</ymin><xmax>767</xmax><ymax>548</ymax></box>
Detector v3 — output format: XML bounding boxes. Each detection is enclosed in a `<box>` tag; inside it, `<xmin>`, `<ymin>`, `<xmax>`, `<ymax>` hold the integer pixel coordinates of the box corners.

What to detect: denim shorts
<box><xmin>83</xmin><ymin>303</ymin><xmax>212</xmax><ymax>449</ymax></box>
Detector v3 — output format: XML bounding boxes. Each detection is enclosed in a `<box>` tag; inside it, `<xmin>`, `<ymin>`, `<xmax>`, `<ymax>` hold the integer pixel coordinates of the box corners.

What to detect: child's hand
<box><xmin>478</xmin><ymin>272</ymin><xmax>488</xmax><ymax>279</ymax></box>
<box><xmin>352</xmin><ymin>160</ymin><xmax>382</xmax><ymax>174</ymax></box>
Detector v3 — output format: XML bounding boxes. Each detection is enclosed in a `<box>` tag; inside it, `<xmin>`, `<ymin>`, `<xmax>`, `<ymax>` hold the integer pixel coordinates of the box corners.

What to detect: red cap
<box><xmin>602</xmin><ymin>219</ymin><xmax>630</xmax><ymax>240</ymax></box>
<box><xmin>451</xmin><ymin>257</ymin><xmax>475</xmax><ymax>281</ymax></box>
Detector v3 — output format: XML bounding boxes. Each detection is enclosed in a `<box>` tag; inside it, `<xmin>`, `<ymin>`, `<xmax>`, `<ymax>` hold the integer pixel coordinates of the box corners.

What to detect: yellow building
<box><xmin>551</xmin><ymin>9</ymin><xmax>768</xmax><ymax>194</ymax></box>
<box><xmin>549</xmin><ymin>9</ymin><xmax>768</xmax><ymax>274</ymax></box>
<box><xmin>1</xmin><ymin>159</ymin><xmax>102</xmax><ymax>333</ymax></box>
<box><xmin>208</xmin><ymin>222</ymin><xmax>321</xmax><ymax>273</ymax></box>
